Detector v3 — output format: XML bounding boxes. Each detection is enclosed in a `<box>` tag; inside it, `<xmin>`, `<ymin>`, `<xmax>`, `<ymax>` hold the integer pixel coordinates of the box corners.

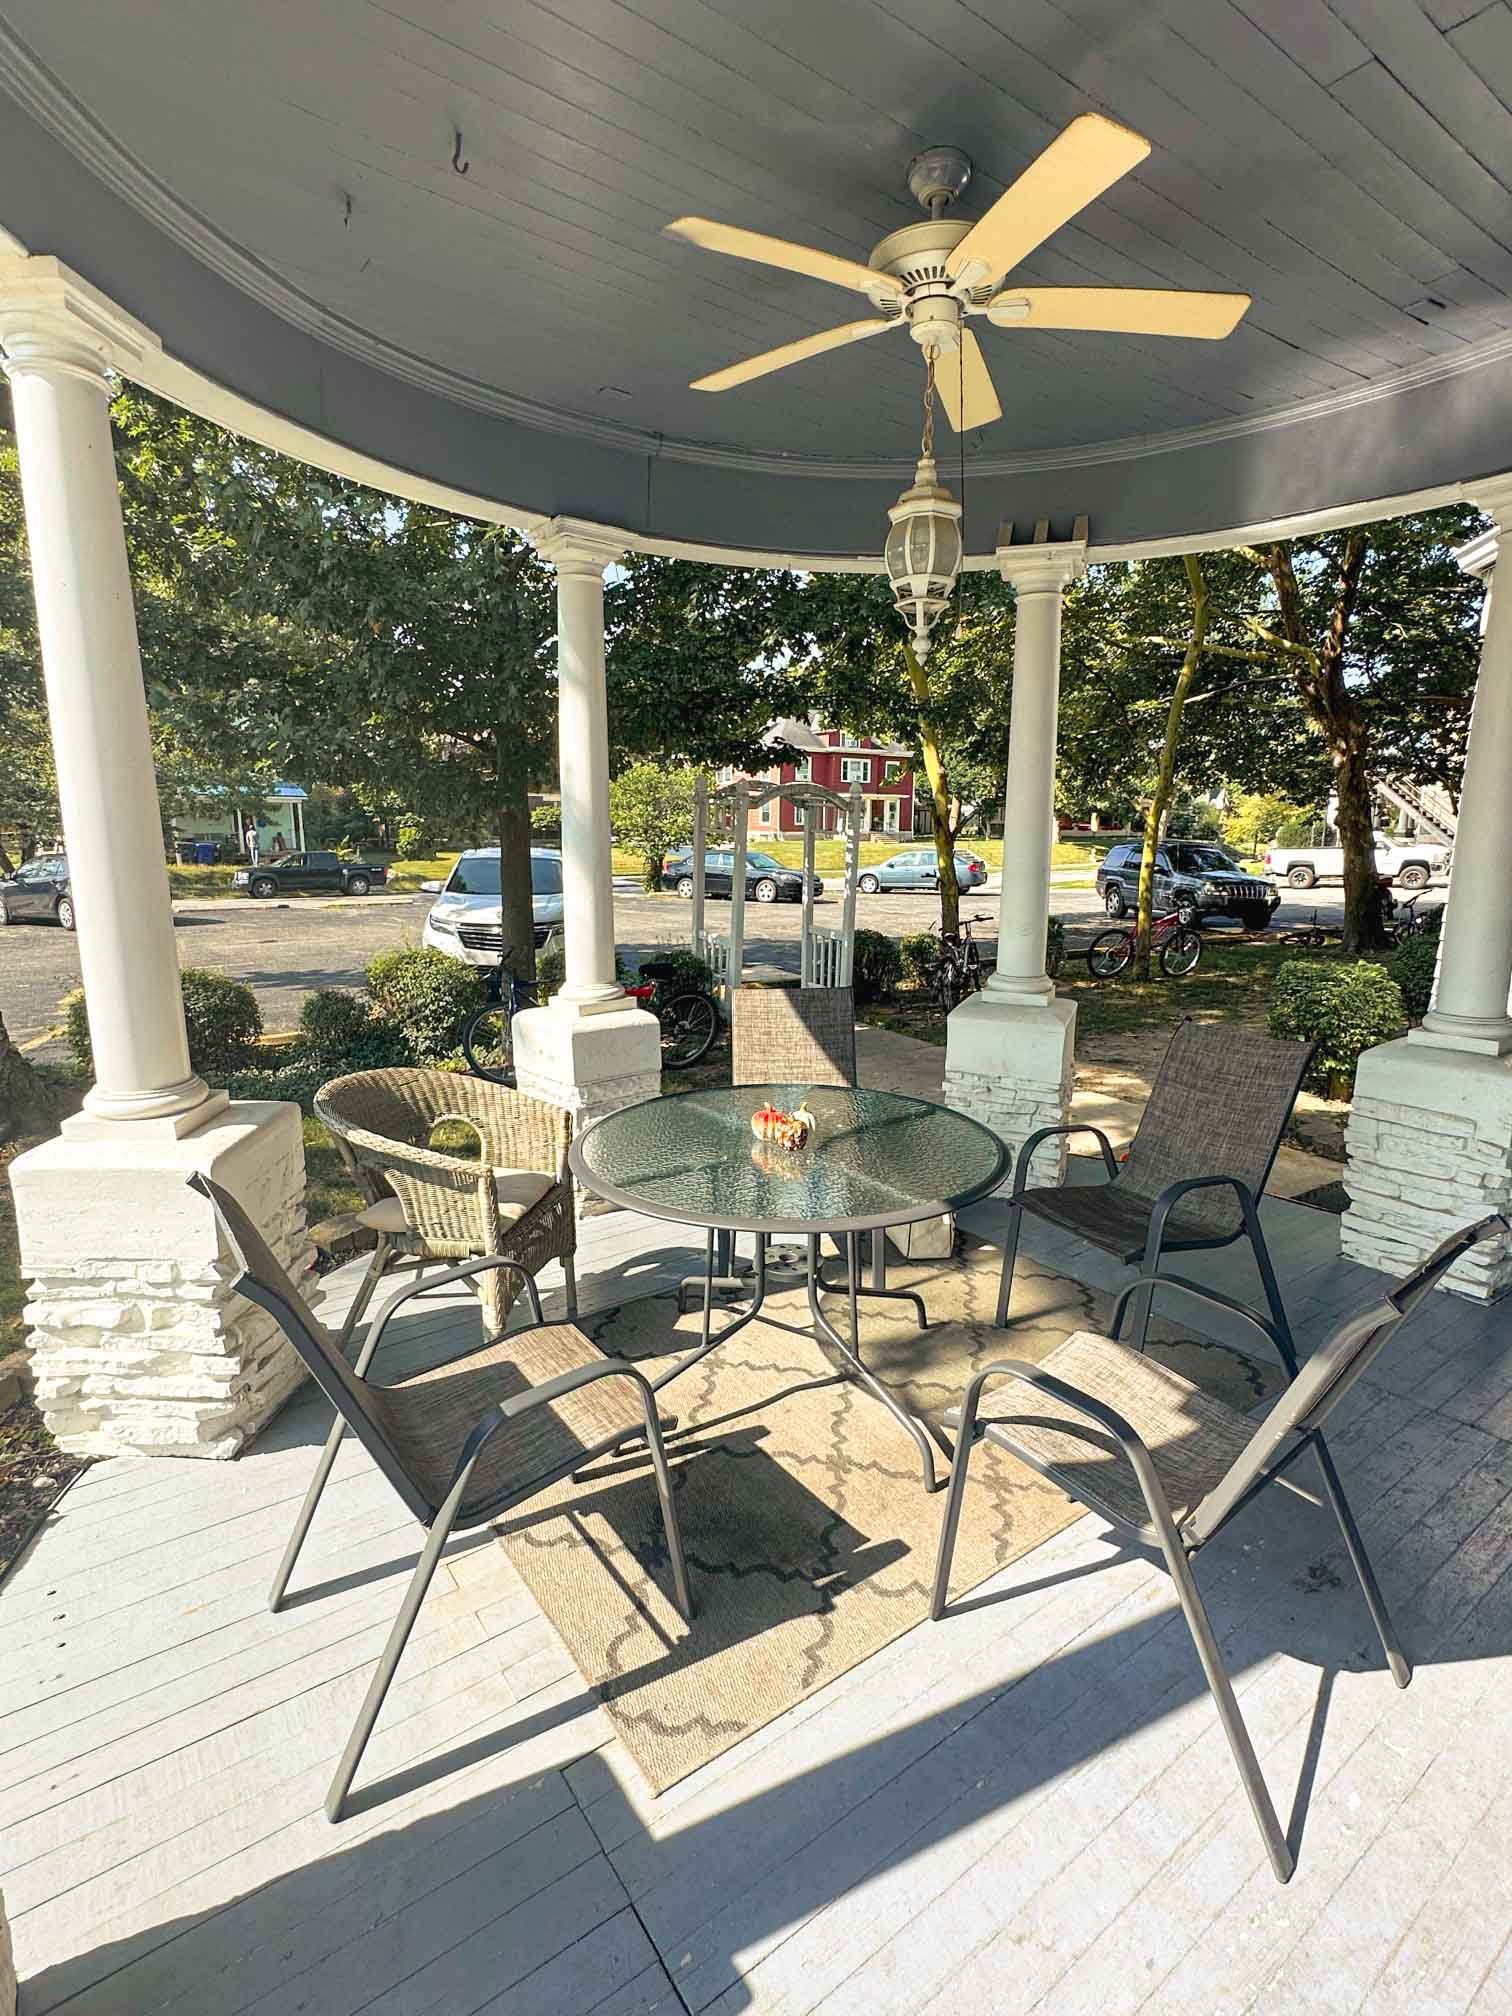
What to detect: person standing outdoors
<box><xmin>244</xmin><ymin>819</ymin><xmax>259</xmax><ymax>865</ymax></box>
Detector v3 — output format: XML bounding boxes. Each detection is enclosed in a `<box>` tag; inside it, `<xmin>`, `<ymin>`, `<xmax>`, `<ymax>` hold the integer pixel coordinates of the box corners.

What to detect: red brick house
<box><xmin>720</xmin><ymin>720</ymin><xmax>918</xmax><ymax>840</ymax></box>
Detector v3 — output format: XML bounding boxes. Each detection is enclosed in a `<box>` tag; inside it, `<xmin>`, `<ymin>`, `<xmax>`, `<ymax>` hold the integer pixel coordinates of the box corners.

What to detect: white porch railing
<box><xmin>803</xmin><ymin>925</ymin><xmax>852</xmax><ymax>987</ymax></box>
<box><xmin>697</xmin><ymin>928</ymin><xmax>732</xmax><ymax>996</ymax></box>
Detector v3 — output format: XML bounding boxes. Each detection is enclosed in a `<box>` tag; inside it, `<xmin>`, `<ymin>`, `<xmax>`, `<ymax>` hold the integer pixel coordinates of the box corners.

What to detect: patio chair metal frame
<box><xmin>994</xmin><ymin>1020</ymin><xmax>1317</xmax><ymax>1361</ymax></box>
<box><xmin>934</xmin><ymin>1211</ymin><xmax>1508</xmax><ymax>1883</ymax></box>
<box><xmin>188</xmin><ymin>1172</ymin><xmax>691</xmax><ymax>1825</ymax></box>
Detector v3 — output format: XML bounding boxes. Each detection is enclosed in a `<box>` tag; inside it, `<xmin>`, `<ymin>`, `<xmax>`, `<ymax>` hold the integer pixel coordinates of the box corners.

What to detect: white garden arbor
<box><xmin>6</xmin><ymin>4</ymin><xmax>1512</xmax><ymax>1459</ymax></box>
<box><xmin>689</xmin><ymin>775</ymin><xmax>863</xmax><ymax>997</ymax></box>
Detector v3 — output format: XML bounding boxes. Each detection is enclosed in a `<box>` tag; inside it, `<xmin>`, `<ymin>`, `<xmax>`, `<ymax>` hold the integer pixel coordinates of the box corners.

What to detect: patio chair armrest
<box><xmin>955</xmin><ymin>1357</ymin><xmax>1181</xmax><ymax>1541</ymax></box>
<box><xmin>442</xmin><ymin>1357</ymin><xmax>660</xmax><ymax>1506</ymax></box>
<box><xmin>1011</xmin><ymin>1123</ymin><xmax>1120</xmax><ymax>1198</ymax></box>
<box><xmin>1109</xmin><ymin>1272</ymin><xmax>1298</xmax><ymax>1377</ymax></box>
<box><xmin>1143</xmin><ymin>1172</ymin><xmax>1260</xmax><ymax>1268</ymax></box>
<box><xmin>363</xmin><ymin>1256</ymin><xmax>543</xmax><ymax>1363</ymax></box>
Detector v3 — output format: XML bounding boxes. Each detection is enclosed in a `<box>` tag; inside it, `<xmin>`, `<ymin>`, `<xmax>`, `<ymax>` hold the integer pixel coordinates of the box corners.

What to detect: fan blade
<box><xmin>987</xmin><ymin>286</ymin><xmax>1250</xmax><ymax>338</ymax></box>
<box><xmin>946</xmin><ymin>114</ymin><xmax>1151</xmax><ymax>285</ymax></box>
<box><xmin>666</xmin><ymin>217</ymin><xmax>903</xmax><ymax>300</ymax></box>
<box><xmin>690</xmin><ymin>318</ymin><xmax>899</xmax><ymax>392</ymax></box>
<box><xmin>934</xmin><ymin>328</ymin><xmax>1002</xmax><ymax>432</ymax></box>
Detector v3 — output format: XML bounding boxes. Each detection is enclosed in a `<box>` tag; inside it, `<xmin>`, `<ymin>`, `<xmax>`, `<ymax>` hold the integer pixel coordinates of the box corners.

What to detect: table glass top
<box><xmin>571</xmin><ymin>1084</ymin><xmax>1010</xmax><ymax>1234</ymax></box>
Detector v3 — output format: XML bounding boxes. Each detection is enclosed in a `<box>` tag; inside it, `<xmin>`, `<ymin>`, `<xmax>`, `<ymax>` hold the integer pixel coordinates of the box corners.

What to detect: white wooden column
<box><xmin>944</xmin><ymin>526</ymin><xmax>1087</xmax><ymax>1181</ymax></box>
<box><xmin>0</xmin><ymin>260</ymin><xmax>217</xmax><ymax>1133</ymax></box>
<box><xmin>534</xmin><ymin>520</ymin><xmax>626</xmax><ymax>1014</ymax></box>
<box><xmin>1342</xmin><ymin>480</ymin><xmax>1512</xmax><ymax>1299</ymax></box>
<box><xmin>1414</xmin><ymin>492</ymin><xmax>1512</xmax><ymax>1056</ymax></box>
<box><xmin>986</xmin><ymin>536</ymin><xmax>1087</xmax><ymax>1002</ymax></box>
<box><xmin>3</xmin><ymin>258</ymin><xmax>307</xmax><ymax>1459</ymax></box>
<box><xmin>512</xmin><ymin>517</ymin><xmax>660</xmax><ymax>1156</ymax></box>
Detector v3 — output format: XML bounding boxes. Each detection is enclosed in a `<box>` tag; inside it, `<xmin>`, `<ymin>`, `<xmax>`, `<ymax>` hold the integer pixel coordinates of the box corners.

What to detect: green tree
<box><xmin>608</xmin><ymin>763</ymin><xmax>705</xmax><ymax>891</ymax></box>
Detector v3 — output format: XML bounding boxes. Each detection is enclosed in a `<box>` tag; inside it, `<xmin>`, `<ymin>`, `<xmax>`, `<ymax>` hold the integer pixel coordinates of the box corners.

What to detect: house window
<box><xmin>884</xmin><ymin>760</ymin><xmax>904</xmax><ymax>783</ymax></box>
<box><xmin>794</xmin><ymin>755</ymin><xmax>811</xmax><ymax>780</ymax></box>
<box><xmin>840</xmin><ymin>732</ymin><xmax>860</xmax><ymax>747</ymax></box>
<box><xmin>792</xmin><ymin>802</ymin><xmax>806</xmax><ymax>826</ymax></box>
<box><xmin>883</xmin><ymin>797</ymin><xmax>900</xmax><ymax>833</ymax></box>
<box><xmin>841</xmin><ymin>756</ymin><xmax>871</xmax><ymax>783</ymax></box>
<box><xmin>756</xmin><ymin>800</ymin><xmax>772</xmax><ymax>823</ymax></box>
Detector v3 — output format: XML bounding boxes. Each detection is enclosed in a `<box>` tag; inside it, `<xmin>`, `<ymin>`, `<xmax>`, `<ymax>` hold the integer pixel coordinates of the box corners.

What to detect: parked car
<box><xmin>661</xmin><ymin>848</ymin><xmax>820</xmax><ymax>903</ymax></box>
<box><xmin>232</xmin><ymin>850</ymin><xmax>388</xmax><ymax>898</ymax></box>
<box><xmin>422</xmin><ymin>847</ymin><xmax>564</xmax><ymax>962</ymax></box>
<box><xmin>857</xmin><ymin>847</ymin><xmax>988</xmax><ymax>894</ymax></box>
<box><xmin>1096</xmin><ymin>841</ymin><xmax>1280</xmax><ymax>930</ymax></box>
<box><xmin>1262</xmin><ymin>831</ymin><xmax>1447</xmax><ymax>890</ymax></box>
<box><xmin>0</xmin><ymin>852</ymin><xmax>74</xmax><ymax>930</ymax></box>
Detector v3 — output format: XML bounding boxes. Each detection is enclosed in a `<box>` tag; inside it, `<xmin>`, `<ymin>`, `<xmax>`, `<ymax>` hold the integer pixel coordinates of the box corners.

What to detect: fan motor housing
<box><xmin>866</xmin><ymin>219</ymin><xmax>996</xmax><ymax>340</ymax></box>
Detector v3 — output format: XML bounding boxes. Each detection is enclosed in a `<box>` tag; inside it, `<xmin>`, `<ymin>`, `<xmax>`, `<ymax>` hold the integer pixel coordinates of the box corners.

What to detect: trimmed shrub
<box><xmin>221</xmin><ymin>1060</ymin><xmax>328</xmax><ymax>1111</ymax></box>
<box><xmin>534</xmin><ymin>939</ymin><xmax>565</xmax><ymax>1002</ymax></box>
<box><xmin>1046</xmin><ymin>916</ymin><xmax>1066</xmax><ymax>979</ymax></box>
<box><xmin>299</xmin><ymin>987</ymin><xmax>372</xmax><ymax>1059</ymax></box>
<box><xmin>1267</xmin><ymin>958</ymin><xmax>1405</xmax><ymax>1095</ymax></box>
<box><xmin>899</xmin><ymin>932</ymin><xmax>937</xmax><ymax>989</ymax></box>
<box><xmin>62</xmin><ymin>968</ymin><xmax>261</xmax><ymax>1079</ymax></box>
<box><xmin>1388</xmin><ymin>934</ymin><xmax>1440</xmax><ymax>1022</ymax></box>
<box><xmin>365</xmin><ymin>945</ymin><xmax>485</xmax><ymax>1062</ymax></box>
<box><xmin>851</xmin><ymin>928</ymin><xmax>902</xmax><ymax>1002</ymax></box>
<box><xmin>638</xmin><ymin>948</ymin><xmax>714</xmax><ymax>1005</ymax></box>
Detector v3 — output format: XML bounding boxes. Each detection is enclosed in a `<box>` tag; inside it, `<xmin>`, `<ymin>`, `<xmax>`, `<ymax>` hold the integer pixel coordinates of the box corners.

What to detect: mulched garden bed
<box><xmin>0</xmin><ymin>1397</ymin><xmax>89</xmax><ymax>1587</ymax></box>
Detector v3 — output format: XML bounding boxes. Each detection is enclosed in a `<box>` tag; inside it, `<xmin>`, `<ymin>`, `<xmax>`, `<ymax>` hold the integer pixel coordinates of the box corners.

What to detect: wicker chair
<box><xmin>731</xmin><ymin>985</ymin><xmax>857</xmax><ymax>1087</ymax></box>
<box><xmin>934</xmin><ymin>1212</ymin><xmax>1510</xmax><ymax>1882</ymax></box>
<box><xmin>996</xmin><ymin>1019</ymin><xmax>1316</xmax><ymax>1358</ymax></box>
<box><xmin>314</xmin><ymin>1068</ymin><xmax>576</xmax><ymax>1337</ymax></box>
<box><xmin>189</xmin><ymin>1172</ymin><xmax>689</xmax><ymax>1823</ymax></box>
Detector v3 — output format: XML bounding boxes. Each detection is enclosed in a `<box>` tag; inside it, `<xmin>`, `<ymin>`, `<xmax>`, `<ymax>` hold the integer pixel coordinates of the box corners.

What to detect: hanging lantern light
<box><xmin>884</xmin><ymin>347</ymin><xmax>963</xmax><ymax>661</ymax></box>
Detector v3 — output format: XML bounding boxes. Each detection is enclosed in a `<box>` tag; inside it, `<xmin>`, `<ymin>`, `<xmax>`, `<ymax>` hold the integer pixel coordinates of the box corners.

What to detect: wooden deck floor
<box><xmin>5</xmin><ymin>1186</ymin><xmax>1512</xmax><ymax>2015</ymax></box>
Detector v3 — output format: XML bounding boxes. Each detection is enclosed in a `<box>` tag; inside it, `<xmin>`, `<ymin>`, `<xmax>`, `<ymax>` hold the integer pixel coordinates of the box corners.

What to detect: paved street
<box><xmin>1</xmin><ymin>878</ymin><xmax>1364</xmax><ymax>1059</ymax></box>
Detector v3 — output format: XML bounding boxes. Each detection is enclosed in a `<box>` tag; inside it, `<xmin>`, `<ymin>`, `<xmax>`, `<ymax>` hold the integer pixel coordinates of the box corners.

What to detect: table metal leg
<box><xmin>652</xmin><ymin>1228</ymin><xmax>770</xmax><ymax>1396</ymax></box>
<box><xmin>813</xmin><ymin>1229</ymin><xmax>928</xmax><ymax>1331</ymax></box>
<box><xmin>675</xmin><ymin>1226</ymin><xmax>753</xmax><ymax>1313</ymax></box>
<box><xmin>806</xmin><ymin>1234</ymin><xmax>947</xmax><ymax>1492</ymax></box>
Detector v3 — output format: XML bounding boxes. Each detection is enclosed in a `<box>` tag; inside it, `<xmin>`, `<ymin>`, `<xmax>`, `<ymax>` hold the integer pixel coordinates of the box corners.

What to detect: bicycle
<box><xmin>1087</xmin><ymin>905</ymin><xmax>1203</xmax><ymax>980</ymax></box>
<box><xmin>462</xmin><ymin>949</ymin><xmax>720</xmax><ymax>1082</ymax></box>
<box><xmin>924</xmin><ymin>912</ymin><xmax>991</xmax><ymax>1013</ymax></box>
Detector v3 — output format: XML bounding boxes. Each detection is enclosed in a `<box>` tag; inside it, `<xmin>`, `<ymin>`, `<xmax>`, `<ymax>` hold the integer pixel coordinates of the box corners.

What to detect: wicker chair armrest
<box><xmin>1011</xmin><ymin>1123</ymin><xmax>1120</xmax><ymax>1198</ymax></box>
<box><xmin>314</xmin><ymin>1112</ymin><xmax>489</xmax><ymax>1182</ymax></box>
<box><xmin>425</xmin><ymin>1084</ymin><xmax>572</xmax><ymax>1180</ymax></box>
<box><xmin>444</xmin><ymin>1356</ymin><xmax>660</xmax><ymax>1505</ymax></box>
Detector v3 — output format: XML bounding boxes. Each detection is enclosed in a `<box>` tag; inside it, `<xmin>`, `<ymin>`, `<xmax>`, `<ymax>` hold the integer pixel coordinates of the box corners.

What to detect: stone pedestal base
<box><xmin>512</xmin><ymin>1002</ymin><xmax>662</xmax><ymax>1210</ymax></box>
<box><xmin>11</xmin><ymin>1101</ymin><xmax>310</xmax><ymax>1458</ymax></box>
<box><xmin>1342</xmin><ymin>1039</ymin><xmax>1512</xmax><ymax>1300</ymax></box>
<box><xmin>942</xmin><ymin>992</ymin><xmax>1077</xmax><ymax>1184</ymax></box>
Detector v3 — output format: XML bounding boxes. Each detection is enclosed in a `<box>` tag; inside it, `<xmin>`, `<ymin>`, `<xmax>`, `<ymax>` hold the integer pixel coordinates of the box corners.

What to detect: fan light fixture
<box><xmin>885</xmin><ymin>349</ymin><xmax>963</xmax><ymax>662</ymax></box>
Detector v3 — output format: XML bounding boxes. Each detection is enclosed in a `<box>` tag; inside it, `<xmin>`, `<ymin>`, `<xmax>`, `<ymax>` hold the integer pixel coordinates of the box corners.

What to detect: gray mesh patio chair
<box><xmin>189</xmin><ymin>1172</ymin><xmax>690</xmax><ymax>1824</ymax></box>
<box><xmin>996</xmin><ymin>1019</ymin><xmax>1316</xmax><ymax>1358</ymax></box>
<box><xmin>934</xmin><ymin>1212</ymin><xmax>1509</xmax><ymax>1882</ymax></box>
<box><xmin>731</xmin><ymin>985</ymin><xmax>857</xmax><ymax>1088</ymax></box>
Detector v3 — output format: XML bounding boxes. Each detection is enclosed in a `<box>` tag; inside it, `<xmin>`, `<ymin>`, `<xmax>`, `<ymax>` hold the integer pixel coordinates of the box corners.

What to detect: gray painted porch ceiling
<box><xmin>4</xmin><ymin>0</ymin><xmax>1512</xmax><ymax>554</ymax></box>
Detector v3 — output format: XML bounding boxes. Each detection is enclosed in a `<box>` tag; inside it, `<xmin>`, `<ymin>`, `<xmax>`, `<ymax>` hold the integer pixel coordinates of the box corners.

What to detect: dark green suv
<box><xmin>1095</xmin><ymin>841</ymin><xmax>1279</xmax><ymax>930</ymax></box>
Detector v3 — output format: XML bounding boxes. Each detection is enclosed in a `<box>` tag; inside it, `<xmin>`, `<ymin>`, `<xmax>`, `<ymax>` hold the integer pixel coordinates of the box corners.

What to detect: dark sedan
<box><xmin>661</xmin><ymin>848</ymin><xmax>821</xmax><ymax>903</ymax></box>
<box><xmin>0</xmin><ymin>853</ymin><xmax>74</xmax><ymax>930</ymax></box>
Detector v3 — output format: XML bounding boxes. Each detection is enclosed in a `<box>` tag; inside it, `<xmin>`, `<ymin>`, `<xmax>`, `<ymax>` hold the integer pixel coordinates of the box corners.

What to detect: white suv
<box><xmin>421</xmin><ymin>848</ymin><xmax>564</xmax><ymax>967</ymax></box>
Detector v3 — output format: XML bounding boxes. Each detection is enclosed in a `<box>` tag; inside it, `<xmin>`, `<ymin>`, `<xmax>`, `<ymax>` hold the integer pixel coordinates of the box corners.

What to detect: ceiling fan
<box><xmin>665</xmin><ymin>114</ymin><xmax>1250</xmax><ymax>432</ymax></box>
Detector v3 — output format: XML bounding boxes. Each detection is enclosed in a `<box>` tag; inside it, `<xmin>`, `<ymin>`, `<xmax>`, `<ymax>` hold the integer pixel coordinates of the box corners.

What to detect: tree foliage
<box><xmin>608</xmin><ymin>762</ymin><xmax>705</xmax><ymax>891</ymax></box>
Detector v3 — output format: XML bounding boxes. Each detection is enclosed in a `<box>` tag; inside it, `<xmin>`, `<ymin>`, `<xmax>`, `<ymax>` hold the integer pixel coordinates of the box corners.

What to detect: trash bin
<box><xmin>194</xmin><ymin>842</ymin><xmax>216</xmax><ymax>866</ymax></box>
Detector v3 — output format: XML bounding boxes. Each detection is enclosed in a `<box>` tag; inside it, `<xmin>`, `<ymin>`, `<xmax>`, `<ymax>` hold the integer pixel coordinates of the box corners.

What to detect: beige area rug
<box><xmin>494</xmin><ymin>1243</ymin><xmax>1279</xmax><ymax>1794</ymax></box>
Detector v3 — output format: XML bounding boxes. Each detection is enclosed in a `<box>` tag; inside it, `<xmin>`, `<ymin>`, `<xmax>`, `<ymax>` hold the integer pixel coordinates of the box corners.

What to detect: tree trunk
<box><xmin>0</xmin><ymin>1008</ymin><xmax>55</xmax><ymax>1146</ymax></box>
<box><xmin>1135</xmin><ymin>556</ymin><xmax>1210</xmax><ymax>977</ymax></box>
<box><xmin>902</xmin><ymin>642</ymin><xmax>960</xmax><ymax>939</ymax></box>
<box><xmin>1265</xmin><ymin>535</ymin><xmax>1385</xmax><ymax>952</ymax></box>
<box><xmin>495</xmin><ymin>744</ymin><xmax>537</xmax><ymax>983</ymax></box>
<box><xmin>0</xmin><ymin>839</ymin><xmax>14</xmax><ymax>877</ymax></box>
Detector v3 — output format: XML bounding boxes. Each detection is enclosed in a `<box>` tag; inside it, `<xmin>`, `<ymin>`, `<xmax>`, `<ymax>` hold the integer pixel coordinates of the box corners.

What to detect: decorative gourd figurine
<box><xmin>750</xmin><ymin>1102</ymin><xmax>785</xmax><ymax>1142</ymax></box>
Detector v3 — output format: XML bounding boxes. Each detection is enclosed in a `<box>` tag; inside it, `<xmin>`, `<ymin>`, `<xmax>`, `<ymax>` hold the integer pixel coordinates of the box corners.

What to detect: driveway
<box><xmin>1</xmin><ymin>882</ymin><xmax>1364</xmax><ymax>1060</ymax></box>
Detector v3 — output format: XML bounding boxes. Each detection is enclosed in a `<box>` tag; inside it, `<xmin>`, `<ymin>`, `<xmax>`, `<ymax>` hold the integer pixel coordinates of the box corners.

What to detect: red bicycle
<box><xmin>1087</xmin><ymin>906</ymin><xmax>1203</xmax><ymax>980</ymax></box>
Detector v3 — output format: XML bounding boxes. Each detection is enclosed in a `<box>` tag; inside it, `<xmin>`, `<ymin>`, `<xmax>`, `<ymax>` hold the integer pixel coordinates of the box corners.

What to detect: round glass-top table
<box><xmin>570</xmin><ymin>1085</ymin><xmax>1011</xmax><ymax>1489</ymax></box>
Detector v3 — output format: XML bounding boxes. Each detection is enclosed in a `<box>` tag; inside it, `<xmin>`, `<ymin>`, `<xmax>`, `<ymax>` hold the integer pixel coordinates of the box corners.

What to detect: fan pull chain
<box><xmin>921</xmin><ymin>346</ymin><xmax>937</xmax><ymax>459</ymax></box>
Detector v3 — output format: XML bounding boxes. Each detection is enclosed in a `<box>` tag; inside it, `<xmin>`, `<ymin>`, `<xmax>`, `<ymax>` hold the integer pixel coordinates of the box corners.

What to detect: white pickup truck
<box><xmin>1263</xmin><ymin>832</ymin><xmax>1448</xmax><ymax>891</ymax></box>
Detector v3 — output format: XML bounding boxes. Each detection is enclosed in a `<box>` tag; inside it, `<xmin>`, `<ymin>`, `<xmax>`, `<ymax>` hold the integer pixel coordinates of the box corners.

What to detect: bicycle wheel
<box><xmin>1088</xmin><ymin>928</ymin><xmax>1135</xmax><ymax>979</ymax></box>
<box><xmin>960</xmin><ymin>944</ymin><xmax>983</xmax><ymax>998</ymax></box>
<box><xmin>462</xmin><ymin>1005</ymin><xmax>515</xmax><ymax>1083</ymax></box>
<box><xmin>1161</xmin><ymin>926</ymin><xmax>1204</xmax><ymax>977</ymax></box>
<box><xmin>934</xmin><ymin>956</ymin><xmax>962</xmax><ymax>1015</ymax></box>
<box><xmin>660</xmin><ymin>991</ymin><xmax>718</xmax><ymax>1069</ymax></box>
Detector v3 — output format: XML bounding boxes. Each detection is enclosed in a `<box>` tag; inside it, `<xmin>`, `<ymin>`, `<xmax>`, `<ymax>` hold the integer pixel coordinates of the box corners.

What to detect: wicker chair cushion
<box><xmin>370</xmin><ymin>1323</ymin><xmax>649</xmax><ymax>1520</ymax></box>
<box><xmin>358</xmin><ymin>1171</ymin><xmax>555</xmax><ymax>1238</ymax></box>
<box><xmin>951</xmin><ymin>1330</ymin><xmax>1254</xmax><ymax>1534</ymax></box>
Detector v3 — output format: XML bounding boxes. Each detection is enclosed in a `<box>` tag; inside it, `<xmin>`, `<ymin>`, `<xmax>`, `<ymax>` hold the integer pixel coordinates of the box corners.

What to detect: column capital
<box><xmin>533</xmin><ymin>516</ymin><xmax>626</xmax><ymax>576</ymax></box>
<box><xmin>1465</xmin><ymin>471</ymin><xmax>1512</xmax><ymax>529</ymax></box>
<box><xmin>995</xmin><ymin>527</ymin><xmax>1089</xmax><ymax>595</ymax></box>
<box><xmin>0</xmin><ymin>254</ymin><xmax>158</xmax><ymax>388</ymax></box>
